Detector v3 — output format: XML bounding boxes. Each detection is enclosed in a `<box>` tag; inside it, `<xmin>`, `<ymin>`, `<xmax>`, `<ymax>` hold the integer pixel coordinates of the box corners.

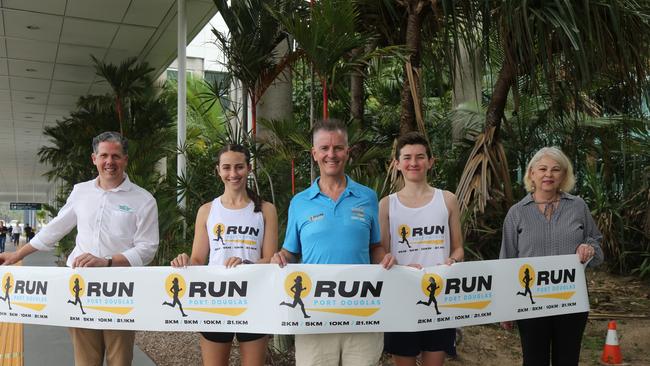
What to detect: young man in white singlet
<box><xmin>378</xmin><ymin>131</ymin><xmax>464</xmax><ymax>366</ymax></box>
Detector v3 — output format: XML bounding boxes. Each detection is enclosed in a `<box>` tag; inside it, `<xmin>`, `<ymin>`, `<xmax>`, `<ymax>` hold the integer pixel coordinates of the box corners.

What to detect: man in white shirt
<box><xmin>0</xmin><ymin>131</ymin><xmax>159</xmax><ymax>366</ymax></box>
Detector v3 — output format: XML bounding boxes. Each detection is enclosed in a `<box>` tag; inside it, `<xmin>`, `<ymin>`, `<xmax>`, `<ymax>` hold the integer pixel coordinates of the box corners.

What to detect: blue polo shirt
<box><xmin>283</xmin><ymin>176</ymin><xmax>380</xmax><ymax>264</ymax></box>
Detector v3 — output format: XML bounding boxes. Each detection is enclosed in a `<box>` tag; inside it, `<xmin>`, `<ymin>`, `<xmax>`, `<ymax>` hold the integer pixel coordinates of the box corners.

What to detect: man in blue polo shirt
<box><xmin>272</xmin><ymin>119</ymin><xmax>388</xmax><ymax>366</ymax></box>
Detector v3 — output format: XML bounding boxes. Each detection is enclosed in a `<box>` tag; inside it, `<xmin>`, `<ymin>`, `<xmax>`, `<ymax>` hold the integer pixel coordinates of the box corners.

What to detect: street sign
<box><xmin>10</xmin><ymin>202</ymin><xmax>42</xmax><ymax>210</ymax></box>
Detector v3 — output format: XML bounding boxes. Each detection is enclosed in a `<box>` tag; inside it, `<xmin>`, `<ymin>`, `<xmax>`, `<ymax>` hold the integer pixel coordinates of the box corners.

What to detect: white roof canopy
<box><xmin>0</xmin><ymin>0</ymin><xmax>217</xmax><ymax>203</ymax></box>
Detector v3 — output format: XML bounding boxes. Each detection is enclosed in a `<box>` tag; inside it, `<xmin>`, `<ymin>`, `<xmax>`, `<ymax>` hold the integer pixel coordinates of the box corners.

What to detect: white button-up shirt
<box><xmin>30</xmin><ymin>175</ymin><xmax>159</xmax><ymax>267</ymax></box>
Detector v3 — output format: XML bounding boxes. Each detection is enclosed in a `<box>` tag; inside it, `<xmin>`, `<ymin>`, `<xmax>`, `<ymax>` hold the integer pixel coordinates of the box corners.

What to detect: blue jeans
<box><xmin>0</xmin><ymin>236</ymin><xmax>5</xmax><ymax>252</ymax></box>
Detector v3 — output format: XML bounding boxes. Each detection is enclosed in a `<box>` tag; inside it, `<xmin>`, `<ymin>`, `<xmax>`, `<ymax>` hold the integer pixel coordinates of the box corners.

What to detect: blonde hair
<box><xmin>524</xmin><ymin>147</ymin><xmax>576</xmax><ymax>192</ymax></box>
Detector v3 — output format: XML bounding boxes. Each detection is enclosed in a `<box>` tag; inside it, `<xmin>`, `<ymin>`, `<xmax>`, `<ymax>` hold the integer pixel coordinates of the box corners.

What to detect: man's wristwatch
<box><xmin>105</xmin><ymin>256</ymin><xmax>113</xmax><ymax>267</ymax></box>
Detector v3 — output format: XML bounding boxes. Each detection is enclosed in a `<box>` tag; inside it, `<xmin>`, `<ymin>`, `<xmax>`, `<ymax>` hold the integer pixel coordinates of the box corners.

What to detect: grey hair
<box><xmin>92</xmin><ymin>131</ymin><xmax>128</xmax><ymax>155</ymax></box>
<box><xmin>524</xmin><ymin>147</ymin><xmax>576</xmax><ymax>192</ymax></box>
<box><xmin>312</xmin><ymin>119</ymin><xmax>348</xmax><ymax>145</ymax></box>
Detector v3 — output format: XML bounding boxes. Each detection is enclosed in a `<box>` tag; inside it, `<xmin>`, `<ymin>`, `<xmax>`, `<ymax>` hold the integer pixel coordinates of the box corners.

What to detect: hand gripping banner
<box><xmin>0</xmin><ymin>255</ymin><xmax>589</xmax><ymax>334</ymax></box>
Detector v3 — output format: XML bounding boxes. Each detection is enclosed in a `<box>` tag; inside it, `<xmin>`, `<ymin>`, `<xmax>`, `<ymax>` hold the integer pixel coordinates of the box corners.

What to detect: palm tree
<box><xmin>450</xmin><ymin>0</ymin><xmax>650</xmax><ymax>215</ymax></box>
<box><xmin>212</xmin><ymin>0</ymin><xmax>296</xmax><ymax>136</ymax></box>
<box><xmin>395</xmin><ymin>0</ymin><xmax>434</xmax><ymax>135</ymax></box>
<box><xmin>275</xmin><ymin>0</ymin><xmax>368</xmax><ymax>119</ymax></box>
<box><xmin>39</xmin><ymin>59</ymin><xmax>175</xmax><ymax>262</ymax></box>
<box><xmin>91</xmin><ymin>56</ymin><xmax>155</xmax><ymax>137</ymax></box>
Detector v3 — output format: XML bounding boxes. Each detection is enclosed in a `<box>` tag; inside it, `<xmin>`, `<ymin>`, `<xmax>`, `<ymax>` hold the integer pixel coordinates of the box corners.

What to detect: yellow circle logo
<box><xmin>165</xmin><ymin>274</ymin><xmax>187</xmax><ymax>299</ymax></box>
<box><xmin>398</xmin><ymin>224</ymin><xmax>411</xmax><ymax>238</ymax></box>
<box><xmin>420</xmin><ymin>273</ymin><xmax>443</xmax><ymax>298</ymax></box>
<box><xmin>518</xmin><ymin>264</ymin><xmax>536</xmax><ymax>289</ymax></box>
<box><xmin>1</xmin><ymin>273</ymin><xmax>14</xmax><ymax>295</ymax></box>
<box><xmin>68</xmin><ymin>274</ymin><xmax>86</xmax><ymax>297</ymax></box>
<box><xmin>284</xmin><ymin>271</ymin><xmax>312</xmax><ymax>299</ymax></box>
<box><xmin>213</xmin><ymin>223</ymin><xmax>226</xmax><ymax>237</ymax></box>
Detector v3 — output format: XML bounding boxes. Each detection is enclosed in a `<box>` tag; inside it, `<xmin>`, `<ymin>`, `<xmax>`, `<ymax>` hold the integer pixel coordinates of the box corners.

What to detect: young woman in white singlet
<box><xmin>378</xmin><ymin>132</ymin><xmax>464</xmax><ymax>366</ymax></box>
<box><xmin>171</xmin><ymin>144</ymin><xmax>278</xmax><ymax>366</ymax></box>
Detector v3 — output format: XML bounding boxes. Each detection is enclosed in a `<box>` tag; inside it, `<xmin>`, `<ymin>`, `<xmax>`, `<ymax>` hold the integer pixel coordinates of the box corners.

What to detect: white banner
<box><xmin>0</xmin><ymin>255</ymin><xmax>589</xmax><ymax>334</ymax></box>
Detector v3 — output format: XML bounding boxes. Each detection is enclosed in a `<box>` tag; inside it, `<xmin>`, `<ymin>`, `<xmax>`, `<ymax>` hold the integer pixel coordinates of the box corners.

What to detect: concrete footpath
<box><xmin>10</xmin><ymin>244</ymin><xmax>156</xmax><ymax>365</ymax></box>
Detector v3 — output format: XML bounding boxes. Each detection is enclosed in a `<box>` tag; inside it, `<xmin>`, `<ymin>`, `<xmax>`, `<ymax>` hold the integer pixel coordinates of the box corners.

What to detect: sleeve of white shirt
<box><xmin>121</xmin><ymin>195</ymin><xmax>159</xmax><ymax>266</ymax></box>
<box><xmin>30</xmin><ymin>187</ymin><xmax>80</xmax><ymax>251</ymax></box>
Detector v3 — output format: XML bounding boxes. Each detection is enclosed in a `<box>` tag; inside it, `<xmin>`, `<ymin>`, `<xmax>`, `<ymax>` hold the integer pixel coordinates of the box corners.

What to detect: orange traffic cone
<box><xmin>600</xmin><ymin>320</ymin><xmax>623</xmax><ymax>365</ymax></box>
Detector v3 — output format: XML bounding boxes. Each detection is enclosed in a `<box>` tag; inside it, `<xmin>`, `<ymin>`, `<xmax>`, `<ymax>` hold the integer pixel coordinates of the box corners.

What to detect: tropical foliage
<box><xmin>39</xmin><ymin>57</ymin><xmax>177</xmax><ymax>261</ymax></box>
<box><xmin>39</xmin><ymin>0</ymin><xmax>650</xmax><ymax>280</ymax></box>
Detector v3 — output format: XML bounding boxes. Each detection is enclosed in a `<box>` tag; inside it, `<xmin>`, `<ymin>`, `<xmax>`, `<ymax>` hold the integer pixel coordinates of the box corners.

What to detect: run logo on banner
<box><xmin>0</xmin><ymin>272</ymin><xmax>48</xmax><ymax>316</ymax></box>
<box><xmin>415</xmin><ymin>271</ymin><xmax>493</xmax><ymax>327</ymax></box>
<box><xmin>161</xmin><ymin>273</ymin><xmax>249</xmax><ymax>327</ymax></box>
<box><xmin>67</xmin><ymin>274</ymin><xmax>135</xmax><ymax>324</ymax></box>
<box><xmin>515</xmin><ymin>263</ymin><xmax>577</xmax><ymax>314</ymax></box>
<box><xmin>278</xmin><ymin>270</ymin><xmax>384</xmax><ymax>330</ymax></box>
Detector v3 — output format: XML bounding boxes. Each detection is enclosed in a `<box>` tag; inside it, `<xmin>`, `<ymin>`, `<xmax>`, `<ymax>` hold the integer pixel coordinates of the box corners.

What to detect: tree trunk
<box><xmin>350</xmin><ymin>47</ymin><xmax>365</xmax><ymax>125</ymax></box>
<box><xmin>452</xmin><ymin>41</ymin><xmax>481</xmax><ymax>107</ymax></box>
<box><xmin>399</xmin><ymin>0</ymin><xmax>425</xmax><ymax>136</ymax></box>
<box><xmin>322</xmin><ymin>78</ymin><xmax>329</xmax><ymax>119</ymax></box>
<box><xmin>452</xmin><ymin>39</ymin><xmax>482</xmax><ymax>141</ymax></box>
<box><xmin>257</xmin><ymin>40</ymin><xmax>294</xmax><ymax>195</ymax></box>
<box><xmin>485</xmin><ymin>59</ymin><xmax>515</xmax><ymax>135</ymax></box>
<box><xmin>116</xmin><ymin>96</ymin><xmax>124</xmax><ymax>136</ymax></box>
<box><xmin>251</xmin><ymin>94</ymin><xmax>257</xmax><ymax>137</ymax></box>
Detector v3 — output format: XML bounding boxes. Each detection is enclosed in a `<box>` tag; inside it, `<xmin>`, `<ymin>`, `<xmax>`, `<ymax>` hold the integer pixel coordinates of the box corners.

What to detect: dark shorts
<box><xmin>384</xmin><ymin>328</ymin><xmax>456</xmax><ymax>357</ymax></box>
<box><xmin>200</xmin><ymin>332</ymin><xmax>266</xmax><ymax>343</ymax></box>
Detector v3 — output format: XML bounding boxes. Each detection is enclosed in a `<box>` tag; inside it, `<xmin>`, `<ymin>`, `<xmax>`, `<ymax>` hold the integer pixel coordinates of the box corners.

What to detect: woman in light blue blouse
<box><xmin>500</xmin><ymin>147</ymin><xmax>603</xmax><ymax>366</ymax></box>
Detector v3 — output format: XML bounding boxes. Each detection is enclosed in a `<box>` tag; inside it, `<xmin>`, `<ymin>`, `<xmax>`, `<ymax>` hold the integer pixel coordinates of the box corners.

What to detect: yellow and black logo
<box><xmin>417</xmin><ymin>273</ymin><xmax>444</xmax><ymax>314</ymax></box>
<box><xmin>416</xmin><ymin>272</ymin><xmax>492</xmax><ymax>314</ymax></box>
<box><xmin>1</xmin><ymin>272</ymin><xmax>47</xmax><ymax>311</ymax></box>
<box><xmin>279</xmin><ymin>271</ymin><xmax>382</xmax><ymax>317</ymax></box>
<box><xmin>279</xmin><ymin>271</ymin><xmax>312</xmax><ymax>318</ymax></box>
<box><xmin>398</xmin><ymin>225</ymin><xmax>411</xmax><ymax>248</ymax></box>
<box><xmin>67</xmin><ymin>274</ymin><xmax>134</xmax><ymax>315</ymax></box>
<box><xmin>213</xmin><ymin>223</ymin><xmax>226</xmax><ymax>244</ymax></box>
<box><xmin>1</xmin><ymin>272</ymin><xmax>14</xmax><ymax>310</ymax></box>
<box><xmin>516</xmin><ymin>264</ymin><xmax>536</xmax><ymax>304</ymax></box>
<box><xmin>397</xmin><ymin>224</ymin><xmax>445</xmax><ymax>248</ymax></box>
<box><xmin>162</xmin><ymin>274</ymin><xmax>188</xmax><ymax>317</ymax></box>
<box><xmin>516</xmin><ymin>264</ymin><xmax>576</xmax><ymax>304</ymax></box>
<box><xmin>162</xmin><ymin>273</ymin><xmax>248</xmax><ymax>317</ymax></box>
<box><xmin>212</xmin><ymin>222</ymin><xmax>259</xmax><ymax>246</ymax></box>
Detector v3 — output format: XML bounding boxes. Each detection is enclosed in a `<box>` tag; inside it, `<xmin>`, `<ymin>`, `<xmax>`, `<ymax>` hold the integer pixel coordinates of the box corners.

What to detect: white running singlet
<box><xmin>389</xmin><ymin>189</ymin><xmax>450</xmax><ymax>266</ymax></box>
<box><xmin>206</xmin><ymin>197</ymin><xmax>264</xmax><ymax>265</ymax></box>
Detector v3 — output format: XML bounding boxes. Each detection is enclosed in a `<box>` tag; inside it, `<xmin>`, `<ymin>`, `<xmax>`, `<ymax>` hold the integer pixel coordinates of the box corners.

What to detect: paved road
<box><xmin>8</xmin><ymin>243</ymin><xmax>156</xmax><ymax>365</ymax></box>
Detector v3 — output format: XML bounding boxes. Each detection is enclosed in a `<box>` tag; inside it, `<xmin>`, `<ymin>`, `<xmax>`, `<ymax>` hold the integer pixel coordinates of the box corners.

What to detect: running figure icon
<box><xmin>67</xmin><ymin>278</ymin><xmax>86</xmax><ymax>314</ymax></box>
<box><xmin>0</xmin><ymin>276</ymin><xmax>12</xmax><ymax>310</ymax></box>
<box><xmin>398</xmin><ymin>226</ymin><xmax>411</xmax><ymax>248</ymax></box>
<box><xmin>214</xmin><ymin>224</ymin><xmax>225</xmax><ymax>246</ymax></box>
<box><xmin>517</xmin><ymin>268</ymin><xmax>535</xmax><ymax>304</ymax></box>
<box><xmin>162</xmin><ymin>277</ymin><xmax>188</xmax><ymax>317</ymax></box>
<box><xmin>280</xmin><ymin>275</ymin><xmax>310</xmax><ymax>318</ymax></box>
<box><xmin>417</xmin><ymin>276</ymin><xmax>441</xmax><ymax>315</ymax></box>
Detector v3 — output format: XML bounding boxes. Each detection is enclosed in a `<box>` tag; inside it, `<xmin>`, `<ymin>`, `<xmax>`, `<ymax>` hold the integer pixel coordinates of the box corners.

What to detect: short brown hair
<box><xmin>395</xmin><ymin>132</ymin><xmax>431</xmax><ymax>160</ymax></box>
